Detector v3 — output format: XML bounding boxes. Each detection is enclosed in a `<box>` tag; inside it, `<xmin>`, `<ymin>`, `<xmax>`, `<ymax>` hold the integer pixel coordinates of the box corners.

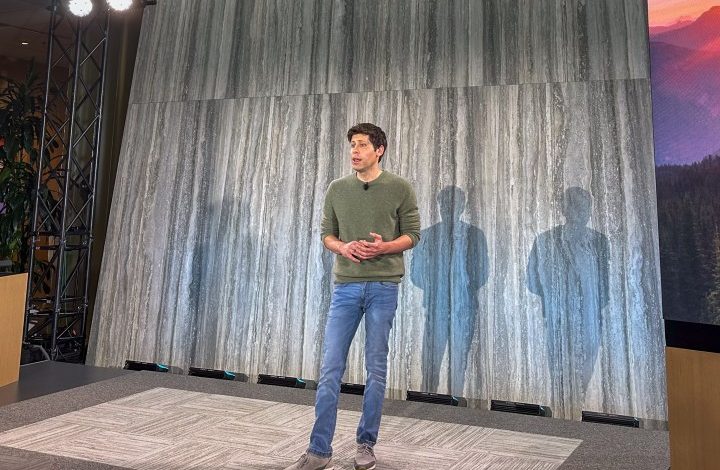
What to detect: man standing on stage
<box><xmin>286</xmin><ymin>123</ymin><xmax>420</xmax><ymax>470</ymax></box>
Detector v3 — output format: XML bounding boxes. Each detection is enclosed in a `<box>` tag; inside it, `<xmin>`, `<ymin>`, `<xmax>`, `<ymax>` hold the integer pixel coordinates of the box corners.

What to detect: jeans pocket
<box><xmin>378</xmin><ymin>281</ymin><xmax>398</xmax><ymax>288</ymax></box>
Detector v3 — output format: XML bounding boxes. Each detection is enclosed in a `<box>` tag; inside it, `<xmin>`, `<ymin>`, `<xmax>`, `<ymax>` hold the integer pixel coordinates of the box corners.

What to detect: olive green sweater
<box><xmin>320</xmin><ymin>171</ymin><xmax>421</xmax><ymax>283</ymax></box>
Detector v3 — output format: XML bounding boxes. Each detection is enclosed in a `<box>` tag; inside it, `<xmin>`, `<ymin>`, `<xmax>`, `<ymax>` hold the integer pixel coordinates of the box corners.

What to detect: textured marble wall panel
<box><xmin>90</xmin><ymin>79</ymin><xmax>665</xmax><ymax>420</ymax></box>
<box><xmin>393</xmin><ymin>82</ymin><xmax>664</xmax><ymax>420</ymax></box>
<box><xmin>585</xmin><ymin>0</ymin><xmax>650</xmax><ymax>80</ymax></box>
<box><xmin>88</xmin><ymin>92</ymin><xmax>403</xmax><ymax>377</ymax></box>
<box><xmin>128</xmin><ymin>0</ymin><xmax>650</xmax><ymax>104</ymax></box>
<box><xmin>92</xmin><ymin>0</ymin><xmax>663</xmax><ymax>423</ymax></box>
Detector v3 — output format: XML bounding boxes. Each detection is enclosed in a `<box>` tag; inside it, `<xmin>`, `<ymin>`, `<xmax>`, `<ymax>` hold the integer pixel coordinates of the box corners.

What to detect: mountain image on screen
<box><xmin>650</xmin><ymin>6</ymin><xmax>720</xmax><ymax>166</ymax></box>
<box><xmin>650</xmin><ymin>4</ymin><xmax>720</xmax><ymax>326</ymax></box>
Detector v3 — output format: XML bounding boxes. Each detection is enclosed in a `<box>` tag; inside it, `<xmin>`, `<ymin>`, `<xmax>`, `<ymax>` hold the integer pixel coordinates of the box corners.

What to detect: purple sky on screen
<box><xmin>648</xmin><ymin>2</ymin><xmax>720</xmax><ymax>165</ymax></box>
<box><xmin>649</xmin><ymin>0</ymin><xmax>718</xmax><ymax>25</ymax></box>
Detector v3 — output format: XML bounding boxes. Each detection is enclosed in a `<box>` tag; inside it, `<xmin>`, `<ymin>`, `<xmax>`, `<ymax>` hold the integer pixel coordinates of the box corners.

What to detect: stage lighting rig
<box><xmin>108</xmin><ymin>0</ymin><xmax>133</xmax><ymax>11</ymax></box>
<box><xmin>67</xmin><ymin>0</ymin><xmax>92</xmax><ymax>16</ymax></box>
<box><xmin>24</xmin><ymin>0</ymin><xmax>153</xmax><ymax>360</ymax></box>
<box><xmin>66</xmin><ymin>0</ymin><xmax>158</xmax><ymax>17</ymax></box>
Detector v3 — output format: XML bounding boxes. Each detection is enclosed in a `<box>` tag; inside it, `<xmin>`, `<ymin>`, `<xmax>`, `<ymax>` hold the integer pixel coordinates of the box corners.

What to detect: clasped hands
<box><xmin>340</xmin><ymin>232</ymin><xmax>386</xmax><ymax>264</ymax></box>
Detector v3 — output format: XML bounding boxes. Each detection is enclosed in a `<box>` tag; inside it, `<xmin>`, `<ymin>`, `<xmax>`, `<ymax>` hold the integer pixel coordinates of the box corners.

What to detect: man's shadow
<box><xmin>188</xmin><ymin>196</ymin><xmax>258</xmax><ymax>369</ymax></box>
<box><xmin>188</xmin><ymin>195</ymin><xmax>333</xmax><ymax>376</ymax></box>
<box><xmin>526</xmin><ymin>187</ymin><xmax>610</xmax><ymax>416</ymax></box>
<box><xmin>410</xmin><ymin>186</ymin><xmax>489</xmax><ymax>396</ymax></box>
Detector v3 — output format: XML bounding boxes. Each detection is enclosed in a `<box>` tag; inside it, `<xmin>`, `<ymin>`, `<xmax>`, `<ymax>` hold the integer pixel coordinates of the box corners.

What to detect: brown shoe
<box><xmin>354</xmin><ymin>444</ymin><xmax>376</xmax><ymax>470</ymax></box>
<box><xmin>284</xmin><ymin>452</ymin><xmax>334</xmax><ymax>470</ymax></box>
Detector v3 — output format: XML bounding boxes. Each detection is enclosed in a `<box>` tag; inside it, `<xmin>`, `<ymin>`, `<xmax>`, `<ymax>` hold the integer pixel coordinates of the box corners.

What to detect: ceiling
<box><xmin>0</xmin><ymin>0</ymin><xmax>56</xmax><ymax>63</ymax></box>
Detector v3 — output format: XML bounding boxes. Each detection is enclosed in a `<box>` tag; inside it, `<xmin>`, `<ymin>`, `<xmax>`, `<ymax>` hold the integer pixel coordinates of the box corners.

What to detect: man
<box><xmin>286</xmin><ymin>123</ymin><xmax>420</xmax><ymax>470</ymax></box>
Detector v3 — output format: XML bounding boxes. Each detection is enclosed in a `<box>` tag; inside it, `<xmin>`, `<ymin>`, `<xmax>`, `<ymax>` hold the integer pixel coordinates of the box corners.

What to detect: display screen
<box><xmin>649</xmin><ymin>1</ymin><xmax>720</xmax><ymax>326</ymax></box>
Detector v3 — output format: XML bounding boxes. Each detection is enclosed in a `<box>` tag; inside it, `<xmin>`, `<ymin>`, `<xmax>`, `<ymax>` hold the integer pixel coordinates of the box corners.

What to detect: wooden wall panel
<box><xmin>0</xmin><ymin>274</ymin><xmax>28</xmax><ymax>387</ymax></box>
<box><xmin>666</xmin><ymin>347</ymin><xmax>720</xmax><ymax>469</ymax></box>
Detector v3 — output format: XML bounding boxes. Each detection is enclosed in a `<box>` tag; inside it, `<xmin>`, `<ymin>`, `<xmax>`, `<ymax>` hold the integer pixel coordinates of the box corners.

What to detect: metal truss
<box><xmin>24</xmin><ymin>0</ymin><xmax>109</xmax><ymax>361</ymax></box>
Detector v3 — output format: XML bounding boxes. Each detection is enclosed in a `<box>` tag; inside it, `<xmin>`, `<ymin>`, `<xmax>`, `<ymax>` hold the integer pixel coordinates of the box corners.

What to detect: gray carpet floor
<box><xmin>0</xmin><ymin>361</ymin><xmax>134</xmax><ymax>408</ymax></box>
<box><xmin>0</xmin><ymin>372</ymin><xmax>669</xmax><ymax>469</ymax></box>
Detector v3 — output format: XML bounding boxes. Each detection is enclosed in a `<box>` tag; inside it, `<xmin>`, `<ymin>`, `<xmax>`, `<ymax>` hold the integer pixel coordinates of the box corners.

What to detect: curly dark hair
<box><xmin>347</xmin><ymin>123</ymin><xmax>388</xmax><ymax>162</ymax></box>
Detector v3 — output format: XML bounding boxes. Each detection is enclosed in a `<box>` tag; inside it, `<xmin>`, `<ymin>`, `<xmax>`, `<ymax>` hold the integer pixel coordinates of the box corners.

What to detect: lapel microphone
<box><xmin>363</xmin><ymin>182</ymin><xmax>369</xmax><ymax>190</ymax></box>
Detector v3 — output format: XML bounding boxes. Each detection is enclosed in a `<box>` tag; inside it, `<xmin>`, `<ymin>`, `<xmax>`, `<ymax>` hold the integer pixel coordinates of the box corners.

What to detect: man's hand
<box><xmin>355</xmin><ymin>232</ymin><xmax>387</xmax><ymax>260</ymax></box>
<box><xmin>340</xmin><ymin>236</ymin><xmax>386</xmax><ymax>263</ymax></box>
<box><xmin>325</xmin><ymin>232</ymin><xmax>413</xmax><ymax>262</ymax></box>
<box><xmin>339</xmin><ymin>240</ymin><xmax>363</xmax><ymax>263</ymax></box>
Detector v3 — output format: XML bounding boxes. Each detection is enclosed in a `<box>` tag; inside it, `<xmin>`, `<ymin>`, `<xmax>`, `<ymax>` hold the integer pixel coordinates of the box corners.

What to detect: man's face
<box><xmin>350</xmin><ymin>134</ymin><xmax>384</xmax><ymax>172</ymax></box>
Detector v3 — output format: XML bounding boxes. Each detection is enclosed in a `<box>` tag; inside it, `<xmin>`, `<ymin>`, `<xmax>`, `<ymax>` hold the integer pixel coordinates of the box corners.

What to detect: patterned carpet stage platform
<box><xmin>0</xmin><ymin>369</ymin><xmax>668</xmax><ymax>469</ymax></box>
<box><xmin>0</xmin><ymin>387</ymin><xmax>581</xmax><ymax>469</ymax></box>
<box><xmin>0</xmin><ymin>387</ymin><xmax>579</xmax><ymax>469</ymax></box>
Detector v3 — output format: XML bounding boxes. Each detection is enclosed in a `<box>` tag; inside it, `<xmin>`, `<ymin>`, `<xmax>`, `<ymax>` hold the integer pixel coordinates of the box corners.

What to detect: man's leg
<box><xmin>356</xmin><ymin>281</ymin><xmax>398</xmax><ymax>447</ymax></box>
<box><xmin>308</xmin><ymin>283</ymin><xmax>364</xmax><ymax>458</ymax></box>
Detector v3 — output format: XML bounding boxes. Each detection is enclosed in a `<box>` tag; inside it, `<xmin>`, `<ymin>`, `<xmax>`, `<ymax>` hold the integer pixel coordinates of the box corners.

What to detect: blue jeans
<box><xmin>308</xmin><ymin>281</ymin><xmax>399</xmax><ymax>458</ymax></box>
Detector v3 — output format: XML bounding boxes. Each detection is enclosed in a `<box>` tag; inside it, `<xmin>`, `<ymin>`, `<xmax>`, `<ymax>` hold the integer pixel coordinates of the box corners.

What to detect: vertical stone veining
<box><xmin>89</xmin><ymin>0</ymin><xmax>664</xmax><ymax>421</ymax></box>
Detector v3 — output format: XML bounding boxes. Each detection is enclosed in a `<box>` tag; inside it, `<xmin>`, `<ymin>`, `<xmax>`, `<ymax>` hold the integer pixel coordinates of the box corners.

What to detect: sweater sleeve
<box><xmin>320</xmin><ymin>182</ymin><xmax>339</xmax><ymax>241</ymax></box>
<box><xmin>398</xmin><ymin>182</ymin><xmax>421</xmax><ymax>247</ymax></box>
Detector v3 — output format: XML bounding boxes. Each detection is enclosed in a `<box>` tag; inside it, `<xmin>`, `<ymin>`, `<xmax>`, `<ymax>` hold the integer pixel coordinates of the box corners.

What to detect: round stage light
<box><xmin>108</xmin><ymin>0</ymin><xmax>133</xmax><ymax>11</ymax></box>
<box><xmin>67</xmin><ymin>0</ymin><xmax>93</xmax><ymax>16</ymax></box>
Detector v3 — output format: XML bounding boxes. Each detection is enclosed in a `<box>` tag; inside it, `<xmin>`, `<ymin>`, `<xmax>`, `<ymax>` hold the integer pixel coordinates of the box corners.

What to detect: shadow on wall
<box><xmin>189</xmin><ymin>197</ymin><xmax>258</xmax><ymax>369</ymax></box>
<box><xmin>190</xmin><ymin>195</ymin><xmax>335</xmax><ymax>376</ymax></box>
<box><xmin>526</xmin><ymin>187</ymin><xmax>610</xmax><ymax>416</ymax></box>
<box><xmin>410</xmin><ymin>186</ymin><xmax>489</xmax><ymax>396</ymax></box>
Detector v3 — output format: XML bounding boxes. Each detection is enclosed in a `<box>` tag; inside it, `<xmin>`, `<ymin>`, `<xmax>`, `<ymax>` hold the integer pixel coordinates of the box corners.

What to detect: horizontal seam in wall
<box><xmin>128</xmin><ymin>77</ymin><xmax>652</xmax><ymax>106</ymax></box>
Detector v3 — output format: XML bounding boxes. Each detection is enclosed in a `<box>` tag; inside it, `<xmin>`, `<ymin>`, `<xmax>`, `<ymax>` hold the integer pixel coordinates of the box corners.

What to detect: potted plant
<box><xmin>0</xmin><ymin>65</ymin><xmax>43</xmax><ymax>273</ymax></box>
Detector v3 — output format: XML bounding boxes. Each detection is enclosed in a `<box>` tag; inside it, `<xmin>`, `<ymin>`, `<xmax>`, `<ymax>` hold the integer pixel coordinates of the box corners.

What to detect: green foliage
<box><xmin>706</xmin><ymin>232</ymin><xmax>720</xmax><ymax>324</ymax></box>
<box><xmin>0</xmin><ymin>64</ymin><xmax>43</xmax><ymax>271</ymax></box>
<box><xmin>656</xmin><ymin>155</ymin><xmax>720</xmax><ymax>325</ymax></box>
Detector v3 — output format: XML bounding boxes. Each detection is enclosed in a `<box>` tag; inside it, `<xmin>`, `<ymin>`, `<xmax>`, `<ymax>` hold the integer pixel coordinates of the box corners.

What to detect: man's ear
<box><xmin>376</xmin><ymin>145</ymin><xmax>385</xmax><ymax>158</ymax></box>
